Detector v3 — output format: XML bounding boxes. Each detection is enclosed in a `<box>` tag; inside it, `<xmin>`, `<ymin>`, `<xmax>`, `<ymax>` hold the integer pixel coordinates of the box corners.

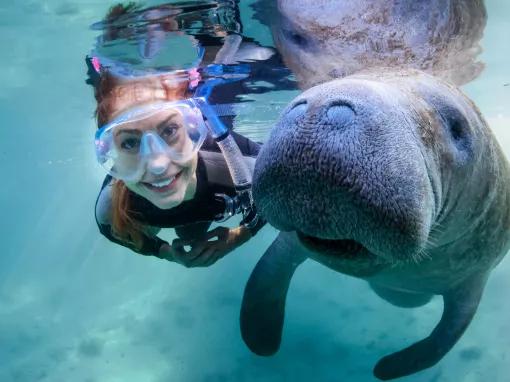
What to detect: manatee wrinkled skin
<box><xmin>240</xmin><ymin>71</ymin><xmax>510</xmax><ymax>380</ymax></box>
<box><xmin>252</xmin><ymin>0</ymin><xmax>486</xmax><ymax>88</ymax></box>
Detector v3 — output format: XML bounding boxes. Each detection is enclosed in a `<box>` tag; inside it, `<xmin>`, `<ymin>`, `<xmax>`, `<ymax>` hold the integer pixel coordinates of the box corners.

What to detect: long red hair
<box><xmin>94</xmin><ymin>72</ymin><xmax>145</xmax><ymax>250</ymax></box>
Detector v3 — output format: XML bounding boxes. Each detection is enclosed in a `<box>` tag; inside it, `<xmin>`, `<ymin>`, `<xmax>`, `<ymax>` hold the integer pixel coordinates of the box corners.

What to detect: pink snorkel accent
<box><xmin>91</xmin><ymin>56</ymin><xmax>101</xmax><ymax>73</ymax></box>
<box><xmin>188</xmin><ymin>67</ymin><xmax>201</xmax><ymax>88</ymax></box>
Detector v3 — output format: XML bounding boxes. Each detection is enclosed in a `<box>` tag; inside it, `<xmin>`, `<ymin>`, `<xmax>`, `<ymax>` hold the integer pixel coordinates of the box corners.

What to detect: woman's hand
<box><xmin>160</xmin><ymin>226</ymin><xmax>251</xmax><ymax>268</ymax></box>
<box><xmin>158</xmin><ymin>242</ymin><xmax>193</xmax><ymax>266</ymax></box>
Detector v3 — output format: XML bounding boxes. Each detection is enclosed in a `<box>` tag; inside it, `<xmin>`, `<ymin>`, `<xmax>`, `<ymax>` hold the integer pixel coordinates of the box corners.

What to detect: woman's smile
<box><xmin>141</xmin><ymin>170</ymin><xmax>183</xmax><ymax>194</ymax></box>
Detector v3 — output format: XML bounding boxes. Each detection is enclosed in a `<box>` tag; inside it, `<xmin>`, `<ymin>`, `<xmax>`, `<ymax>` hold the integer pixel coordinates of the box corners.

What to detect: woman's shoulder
<box><xmin>95</xmin><ymin>176</ymin><xmax>114</xmax><ymax>225</ymax></box>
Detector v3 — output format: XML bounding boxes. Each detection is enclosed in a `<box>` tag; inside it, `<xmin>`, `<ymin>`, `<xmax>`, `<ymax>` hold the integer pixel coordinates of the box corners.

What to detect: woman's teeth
<box><xmin>150</xmin><ymin>176</ymin><xmax>175</xmax><ymax>188</ymax></box>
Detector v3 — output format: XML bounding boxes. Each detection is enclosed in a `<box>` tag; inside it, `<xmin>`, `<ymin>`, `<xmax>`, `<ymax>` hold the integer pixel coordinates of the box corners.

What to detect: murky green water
<box><xmin>1</xmin><ymin>1</ymin><xmax>509</xmax><ymax>381</ymax></box>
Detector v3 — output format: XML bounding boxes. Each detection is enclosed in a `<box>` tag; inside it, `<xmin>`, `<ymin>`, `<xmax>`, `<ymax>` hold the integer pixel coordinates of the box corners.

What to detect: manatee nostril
<box><xmin>290</xmin><ymin>100</ymin><xmax>307</xmax><ymax>111</ymax></box>
<box><xmin>284</xmin><ymin>29</ymin><xmax>309</xmax><ymax>47</ymax></box>
<box><xmin>286</xmin><ymin>100</ymin><xmax>308</xmax><ymax>119</ymax></box>
<box><xmin>326</xmin><ymin>102</ymin><xmax>356</xmax><ymax>125</ymax></box>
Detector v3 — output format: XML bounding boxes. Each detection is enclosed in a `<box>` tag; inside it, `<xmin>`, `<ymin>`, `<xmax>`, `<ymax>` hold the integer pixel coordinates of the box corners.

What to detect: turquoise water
<box><xmin>1</xmin><ymin>1</ymin><xmax>509</xmax><ymax>381</ymax></box>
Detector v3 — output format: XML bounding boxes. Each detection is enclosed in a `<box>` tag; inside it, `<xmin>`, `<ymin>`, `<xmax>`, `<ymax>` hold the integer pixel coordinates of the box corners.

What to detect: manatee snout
<box><xmin>253</xmin><ymin>77</ymin><xmax>435</xmax><ymax>261</ymax></box>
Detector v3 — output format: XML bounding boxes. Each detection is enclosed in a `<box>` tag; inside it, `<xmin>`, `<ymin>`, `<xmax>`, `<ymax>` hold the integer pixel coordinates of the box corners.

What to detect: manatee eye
<box><xmin>445</xmin><ymin>113</ymin><xmax>469</xmax><ymax>147</ymax></box>
<box><xmin>442</xmin><ymin>111</ymin><xmax>472</xmax><ymax>159</ymax></box>
<box><xmin>283</xmin><ymin>28</ymin><xmax>309</xmax><ymax>47</ymax></box>
<box><xmin>449</xmin><ymin>119</ymin><xmax>464</xmax><ymax>141</ymax></box>
<box><xmin>425</xmin><ymin>91</ymin><xmax>473</xmax><ymax>163</ymax></box>
<box><xmin>436</xmin><ymin>104</ymin><xmax>470</xmax><ymax>146</ymax></box>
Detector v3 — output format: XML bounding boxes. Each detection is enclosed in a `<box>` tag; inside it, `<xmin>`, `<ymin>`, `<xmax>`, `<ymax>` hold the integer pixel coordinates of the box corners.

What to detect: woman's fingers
<box><xmin>186</xmin><ymin>241</ymin><xmax>210</xmax><ymax>258</ymax></box>
<box><xmin>190</xmin><ymin>247</ymin><xmax>220</xmax><ymax>267</ymax></box>
<box><xmin>204</xmin><ymin>226</ymin><xmax>229</xmax><ymax>240</ymax></box>
<box><xmin>172</xmin><ymin>237</ymin><xmax>192</xmax><ymax>247</ymax></box>
<box><xmin>173</xmin><ymin>227</ymin><xmax>228</xmax><ymax>248</ymax></box>
<box><xmin>170</xmin><ymin>228</ymin><xmax>238</xmax><ymax>267</ymax></box>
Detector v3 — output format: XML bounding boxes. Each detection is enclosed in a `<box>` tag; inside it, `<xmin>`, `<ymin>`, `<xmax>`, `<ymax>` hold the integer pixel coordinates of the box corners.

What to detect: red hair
<box><xmin>94</xmin><ymin>72</ymin><xmax>144</xmax><ymax>249</ymax></box>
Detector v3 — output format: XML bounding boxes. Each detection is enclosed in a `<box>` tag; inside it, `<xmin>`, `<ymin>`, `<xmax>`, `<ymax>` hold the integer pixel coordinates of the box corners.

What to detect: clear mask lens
<box><xmin>95</xmin><ymin>100</ymin><xmax>207</xmax><ymax>181</ymax></box>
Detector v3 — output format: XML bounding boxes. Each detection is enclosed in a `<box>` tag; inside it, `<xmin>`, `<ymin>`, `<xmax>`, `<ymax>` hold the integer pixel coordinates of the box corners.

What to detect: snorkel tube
<box><xmin>193</xmin><ymin>64</ymin><xmax>259</xmax><ymax>229</ymax></box>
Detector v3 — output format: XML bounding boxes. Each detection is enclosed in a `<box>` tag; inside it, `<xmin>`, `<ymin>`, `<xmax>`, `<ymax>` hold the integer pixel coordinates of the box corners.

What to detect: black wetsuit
<box><xmin>95</xmin><ymin>131</ymin><xmax>264</xmax><ymax>258</ymax></box>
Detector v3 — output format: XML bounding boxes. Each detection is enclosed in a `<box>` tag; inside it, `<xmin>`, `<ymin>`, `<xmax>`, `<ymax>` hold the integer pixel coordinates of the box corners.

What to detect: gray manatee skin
<box><xmin>240</xmin><ymin>70</ymin><xmax>510</xmax><ymax>380</ymax></box>
<box><xmin>251</xmin><ymin>0</ymin><xmax>486</xmax><ymax>89</ymax></box>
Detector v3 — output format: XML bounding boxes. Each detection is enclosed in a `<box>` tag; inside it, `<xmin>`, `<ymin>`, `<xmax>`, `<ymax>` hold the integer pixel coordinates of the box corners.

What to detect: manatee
<box><xmin>240</xmin><ymin>70</ymin><xmax>510</xmax><ymax>380</ymax></box>
<box><xmin>251</xmin><ymin>0</ymin><xmax>486</xmax><ymax>88</ymax></box>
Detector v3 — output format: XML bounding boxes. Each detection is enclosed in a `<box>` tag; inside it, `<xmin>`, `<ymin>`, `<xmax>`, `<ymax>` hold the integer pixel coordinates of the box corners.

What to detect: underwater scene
<box><xmin>1</xmin><ymin>1</ymin><xmax>510</xmax><ymax>381</ymax></box>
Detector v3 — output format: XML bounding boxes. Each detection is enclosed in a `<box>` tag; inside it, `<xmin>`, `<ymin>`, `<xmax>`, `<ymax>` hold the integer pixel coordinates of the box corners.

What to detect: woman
<box><xmin>88</xmin><ymin>1</ymin><xmax>297</xmax><ymax>268</ymax></box>
<box><xmin>93</xmin><ymin>68</ymin><xmax>264</xmax><ymax>268</ymax></box>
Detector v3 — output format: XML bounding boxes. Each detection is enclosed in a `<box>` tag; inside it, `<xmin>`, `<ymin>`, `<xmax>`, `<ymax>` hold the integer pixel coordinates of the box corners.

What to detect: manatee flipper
<box><xmin>373</xmin><ymin>276</ymin><xmax>487</xmax><ymax>380</ymax></box>
<box><xmin>240</xmin><ymin>232</ymin><xmax>307</xmax><ymax>356</ymax></box>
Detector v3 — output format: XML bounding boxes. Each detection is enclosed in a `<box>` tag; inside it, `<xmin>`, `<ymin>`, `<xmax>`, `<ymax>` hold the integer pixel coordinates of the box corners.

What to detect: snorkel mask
<box><xmin>95</xmin><ymin>99</ymin><xmax>208</xmax><ymax>182</ymax></box>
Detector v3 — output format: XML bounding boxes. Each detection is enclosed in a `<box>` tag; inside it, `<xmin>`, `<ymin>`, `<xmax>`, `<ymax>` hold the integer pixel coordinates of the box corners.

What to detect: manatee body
<box><xmin>252</xmin><ymin>0</ymin><xmax>486</xmax><ymax>88</ymax></box>
<box><xmin>240</xmin><ymin>71</ymin><xmax>510</xmax><ymax>380</ymax></box>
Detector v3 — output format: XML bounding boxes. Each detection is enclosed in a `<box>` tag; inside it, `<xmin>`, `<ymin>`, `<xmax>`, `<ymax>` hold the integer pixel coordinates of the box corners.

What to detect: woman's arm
<box><xmin>95</xmin><ymin>176</ymin><xmax>168</xmax><ymax>258</ymax></box>
<box><xmin>95</xmin><ymin>178</ymin><xmax>245</xmax><ymax>266</ymax></box>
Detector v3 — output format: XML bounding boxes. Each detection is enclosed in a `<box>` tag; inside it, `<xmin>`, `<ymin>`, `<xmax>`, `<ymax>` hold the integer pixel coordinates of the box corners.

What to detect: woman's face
<box><xmin>108</xmin><ymin>75</ymin><xmax>198</xmax><ymax>209</ymax></box>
